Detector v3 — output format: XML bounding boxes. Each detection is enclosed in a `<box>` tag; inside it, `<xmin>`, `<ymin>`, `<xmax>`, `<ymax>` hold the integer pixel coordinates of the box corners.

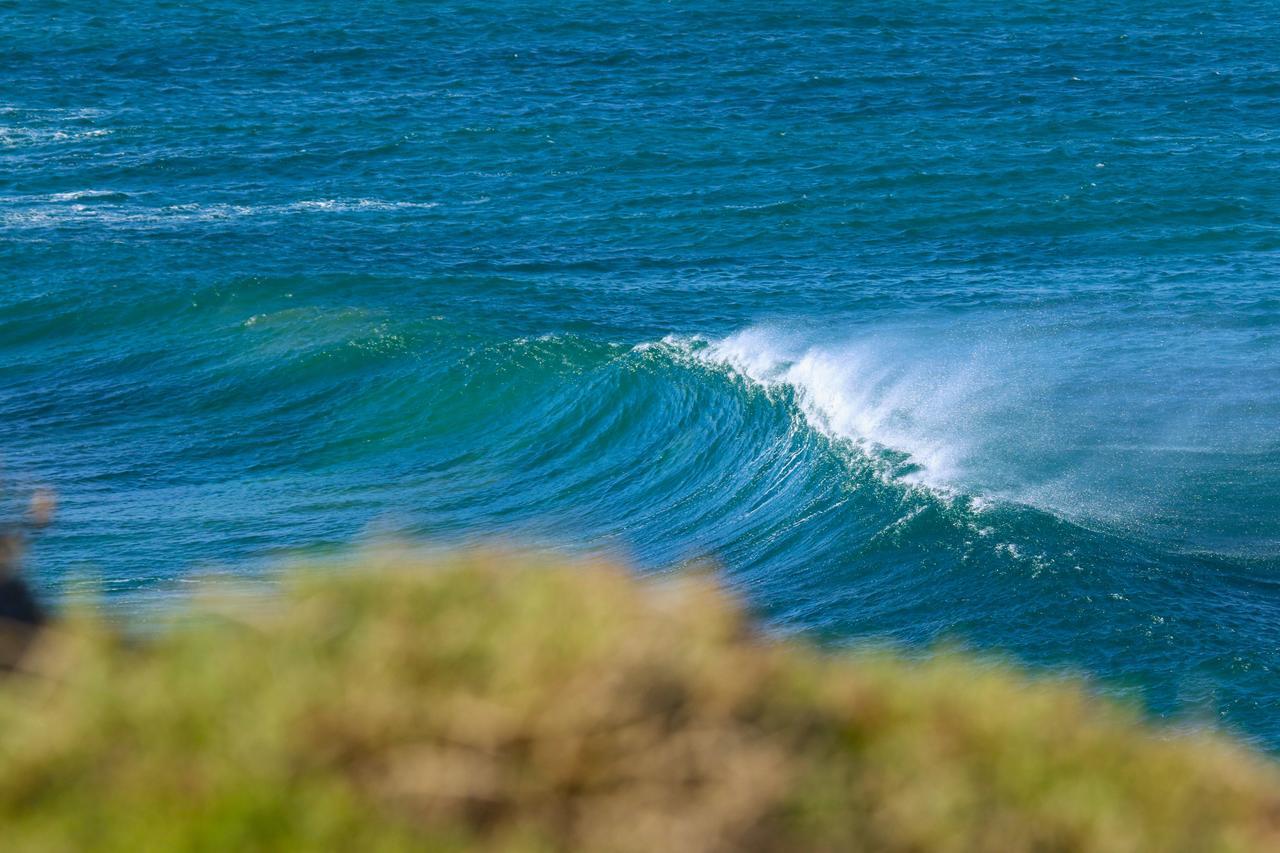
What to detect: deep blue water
<box><xmin>3</xmin><ymin>1</ymin><xmax>1280</xmax><ymax>746</ymax></box>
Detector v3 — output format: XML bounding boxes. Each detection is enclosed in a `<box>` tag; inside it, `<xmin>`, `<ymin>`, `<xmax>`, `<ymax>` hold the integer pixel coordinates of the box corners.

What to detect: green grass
<box><xmin>0</xmin><ymin>548</ymin><xmax>1277</xmax><ymax>851</ymax></box>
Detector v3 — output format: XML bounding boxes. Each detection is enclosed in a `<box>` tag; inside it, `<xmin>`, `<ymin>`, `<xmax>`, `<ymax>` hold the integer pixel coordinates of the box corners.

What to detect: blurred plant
<box><xmin>0</xmin><ymin>548</ymin><xmax>1276</xmax><ymax>851</ymax></box>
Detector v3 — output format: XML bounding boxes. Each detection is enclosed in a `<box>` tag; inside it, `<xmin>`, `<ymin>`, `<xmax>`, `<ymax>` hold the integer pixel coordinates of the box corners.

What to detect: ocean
<box><xmin>3</xmin><ymin>1</ymin><xmax>1279</xmax><ymax>747</ymax></box>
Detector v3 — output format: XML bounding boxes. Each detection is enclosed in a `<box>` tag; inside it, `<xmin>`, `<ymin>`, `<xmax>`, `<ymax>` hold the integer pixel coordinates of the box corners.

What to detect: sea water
<box><xmin>2</xmin><ymin>1</ymin><xmax>1279</xmax><ymax>746</ymax></box>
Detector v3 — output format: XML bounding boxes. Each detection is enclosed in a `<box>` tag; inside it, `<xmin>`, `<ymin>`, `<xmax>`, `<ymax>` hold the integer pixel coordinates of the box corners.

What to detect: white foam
<box><xmin>0</xmin><ymin>126</ymin><xmax>110</xmax><ymax>148</ymax></box>
<box><xmin>48</xmin><ymin>190</ymin><xmax>127</xmax><ymax>203</ymax></box>
<box><xmin>656</xmin><ymin>327</ymin><xmax>977</xmax><ymax>496</ymax></box>
<box><xmin>0</xmin><ymin>196</ymin><xmax>441</xmax><ymax>230</ymax></box>
<box><xmin>286</xmin><ymin>198</ymin><xmax>439</xmax><ymax>213</ymax></box>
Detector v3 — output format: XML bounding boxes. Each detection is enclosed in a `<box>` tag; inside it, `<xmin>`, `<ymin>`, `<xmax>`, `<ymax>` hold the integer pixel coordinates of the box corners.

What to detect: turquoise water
<box><xmin>3</xmin><ymin>1</ymin><xmax>1280</xmax><ymax>746</ymax></box>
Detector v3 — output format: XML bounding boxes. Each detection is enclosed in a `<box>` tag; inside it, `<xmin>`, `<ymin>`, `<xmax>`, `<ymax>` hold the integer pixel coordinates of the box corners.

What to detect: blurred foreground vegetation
<box><xmin>0</xmin><ymin>549</ymin><xmax>1277</xmax><ymax>851</ymax></box>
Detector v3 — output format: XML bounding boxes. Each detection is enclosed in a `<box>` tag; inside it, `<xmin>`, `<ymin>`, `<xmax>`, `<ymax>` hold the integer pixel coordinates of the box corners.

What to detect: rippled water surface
<box><xmin>3</xmin><ymin>1</ymin><xmax>1280</xmax><ymax>746</ymax></box>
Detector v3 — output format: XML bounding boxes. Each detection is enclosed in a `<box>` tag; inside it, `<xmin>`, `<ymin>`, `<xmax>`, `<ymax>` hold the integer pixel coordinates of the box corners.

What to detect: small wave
<box><xmin>0</xmin><ymin>126</ymin><xmax>110</xmax><ymax>148</ymax></box>
<box><xmin>0</xmin><ymin>196</ymin><xmax>441</xmax><ymax>230</ymax></box>
<box><xmin>49</xmin><ymin>190</ymin><xmax>129</xmax><ymax>203</ymax></box>
<box><xmin>284</xmin><ymin>198</ymin><xmax>440</xmax><ymax>213</ymax></box>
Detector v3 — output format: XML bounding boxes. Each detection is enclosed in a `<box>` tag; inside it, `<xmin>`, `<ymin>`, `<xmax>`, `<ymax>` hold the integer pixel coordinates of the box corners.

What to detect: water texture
<box><xmin>3</xmin><ymin>1</ymin><xmax>1279</xmax><ymax>746</ymax></box>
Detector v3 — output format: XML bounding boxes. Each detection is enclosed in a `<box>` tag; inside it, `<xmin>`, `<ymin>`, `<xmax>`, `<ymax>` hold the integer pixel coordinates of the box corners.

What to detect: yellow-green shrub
<box><xmin>0</xmin><ymin>550</ymin><xmax>1276</xmax><ymax>851</ymax></box>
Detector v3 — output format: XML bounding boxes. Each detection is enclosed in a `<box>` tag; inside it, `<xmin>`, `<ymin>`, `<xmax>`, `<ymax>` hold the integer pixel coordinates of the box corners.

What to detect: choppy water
<box><xmin>3</xmin><ymin>1</ymin><xmax>1280</xmax><ymax>746</ymax></box>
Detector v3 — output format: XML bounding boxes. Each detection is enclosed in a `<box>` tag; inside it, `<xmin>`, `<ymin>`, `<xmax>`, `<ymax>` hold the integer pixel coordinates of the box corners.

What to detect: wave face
<box><xmin>4</xmin><ymin>1</ymin><xmax>1280</xmax><ymax>748</ymax></box>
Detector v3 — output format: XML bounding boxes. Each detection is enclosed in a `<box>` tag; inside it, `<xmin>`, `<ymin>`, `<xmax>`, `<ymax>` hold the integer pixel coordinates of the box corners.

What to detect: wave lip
<box><xmin>654</xmin><ymin>328</ymin><xmax>972</xmax><ymax>498</ymax></box>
